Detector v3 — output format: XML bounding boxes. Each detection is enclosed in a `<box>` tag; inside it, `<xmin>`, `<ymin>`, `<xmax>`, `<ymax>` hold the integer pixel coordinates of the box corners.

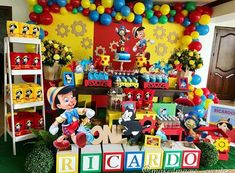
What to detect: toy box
<box><xmin>28</xmin><ymin>83</ymin><xmax>42</xmax><ymax>101</ymax></box>
<box><xmin>18</xmin><ymin>83</ymin><xmax>34</xmax><ymax>102</ymax></box>
<box><xmin>10</xmin><ymin>52</ymin><xmax>22</xmax><ymax>70</ymax></box>
<box><xmin>6</xmin><ymin>21</ymin><xmax>19</xmax><ymax>37</ymax></box>
<box><xmin>7</xmin><ymin>113</ymin><xmax>25</xmax><ymax>136</ymax></box>
<box><xmin>19</xmin><ymin>22</ymin><xmax>30</xmax><ymax>37</ymax></box>
<box><xmin>29</xmin><ymin>24</ymin><xmax>40</xmax><ymax>38</ymax></box>
<box><xmin>7</xmin><ymin>84</ymin><xmax>24</xmax><ymax>104</ymax></box>
<box><xmin>31</xmin><ymin>53</ymin><xmax>41</xmax><ymax>69</ymax></box>
<box><xmin>21</xmin><ymin>53</ymin><xmax>32</xmax><ymax>69</ymax></box>
<box><xmin>18</xmin><ymin>112</ymin><xmax>34</xmax><ymax>134</ymax></box>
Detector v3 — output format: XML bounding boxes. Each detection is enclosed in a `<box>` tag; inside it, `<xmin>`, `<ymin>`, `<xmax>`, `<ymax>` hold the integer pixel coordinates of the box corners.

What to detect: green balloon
<box><xmin>146</xmin><ymin>10</ymin><xmax>154</xmax><ymax>19</ymax></box>
<box><xmin>159</xmin><ymin>15</ymin><xmax>168</xmax><ymax>24</ymax></box>
<box><xmin>33</xmin><ymin>4</ymin><xmax>43</xmax><ymax>14</ymax></box>
<box><xmin>185</xmin><ymin>2</ymin><xmax>196</xmax><ymax>12</ymax></box>
<box><xmin>170</xmin><ymin>10</ymin><xmax>176</xmax><ymax>16</ymax></box>
<box><xmin>72</xmin><ymin>8</ymin><xmax>78</xmax><ymax>14</ymax></box>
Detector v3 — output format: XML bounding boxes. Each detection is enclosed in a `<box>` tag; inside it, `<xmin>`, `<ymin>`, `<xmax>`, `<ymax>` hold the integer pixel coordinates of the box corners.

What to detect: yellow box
<box><xmin>18</xmin><ymin>83</ymin><xmax>34</xmax><ymax>102</ymax></box>
<box><xmin>30</xmin><ymin>24</ymin><xmax>40</xmax><ymax>38</ymax></box>
<box><xmin>56</xmin><ymin>145</ymin><xmax>79</xmax><ymax>173</ymax></box>
<box><xmin>169</xmin><ymin>77</ymin><xmax>177</xmax><ymax>89</ymax></box>
<box><xmin>74</xmin><ymin>73</ymin><xmax>84</xmax><ymax>86</ymax></box>
<box><xmin>7</xmin><ymin>84</ymin><xmax>24</xmax><ymax>103</ymax></box>
<box><xmin>6</xmin><ymin>21</ymin><xmax>19</xmax><ymax>37</ymax></box>
<box><xmin>28</xmin><ymin>83</ymin><xmax>42</xmax><ymax>101</ymax></box>
<box><xmin>143</xmin><ymin>147</ymin><xmax>164</xmax><ymax>170</ymax></box>
<box><xmin>19</xmin><ymin>22</ymin><xmax>30</xmax><ymax>37</ymax></box>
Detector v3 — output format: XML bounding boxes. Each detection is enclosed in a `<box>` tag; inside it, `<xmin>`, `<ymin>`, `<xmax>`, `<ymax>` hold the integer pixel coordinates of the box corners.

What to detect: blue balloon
<box><xmin>100</xmin><ymin>13</ymin><xmax>112</xmax><ymax>26</ymax></box>
<box><xmin>144</xmin><ymin>0</ymin><xmax>153</xmax><ymax>10</ymax></box>
<box><xmin>90</xmin><ymin>0</ymin><xmax>94</xmax><ymax>3</ymax></box>
<box><xmin>47</xmin><ymin>0</ymin><xmax>53</xmax><ymax>6</ymax></box>
<box><xmin>201</xmin><ymin>95</ymin><xmax>207</xmax><ymax>101</ymax></box>
<box><xmin>194</xmin><ymin>105</ymin><xmax>205</xmax><ymax>118</ymax></box>
<box><xmin>56</xmin><ymin>0</ymin><xmax>67</xmax><ymax>7</ymax></box>
<box><xmin>169</xmin><ymin>16</ymin><xmax>174</xmax><ymax>23</ymax></box>
<box><xmin>111</xmin><ymin>11</ymin><xmax>116</xmax><ymax>17</ymax></box>
<box><xmin>121</xmin><ymin>6</ymin><xmax>130</xmax><ymax>17</ymax></box>
<box><xmin>149</xmin><ymin>16</ymin><xmax>158</xmax><ymax>24</ymax></box>
<box><xmin>196</xmin><ymin>25</ymin><xmax>209</xmax><ymax>36</ymax></box>
<box><xmin>114</xmin><ymin>0</ymin><xmax>125</xmax><ymax>11</ymax></box>
<box><xmin>39</xmin><ymin>28</ymin><xmax>45</xmax><ymax>40</ymax></box>
<box><xmin>78</xmin><ymin>6</ymin><xmax>83</xmax><ymax>12</ymax></box>
<box><xmin>183</xmin><ymin>17</ymin><xmax>191</xmax><ymax>27</ymax></box>
<box><xmin>208</xmin><ymin>94</ymin><xmax>215</xmax><ymax>100</ymax></box>
<box><xmin>89</xmin><ymin>11</ymin><xmax>99</xmax><ymax>22</ymax></box>
<box><xmin>191</xmin><ymin>74</ymin><xmax>201</xmax><ymax>85</ymax></box>
<box><xmin>26</xmin><ymin>20</ymin><xmax>36</xmax><ymax>24</ymax></box>
<box><xmin>134</xmin><ymin>15</ymin><xmax>142</xmax><ymax>24</ymax></box>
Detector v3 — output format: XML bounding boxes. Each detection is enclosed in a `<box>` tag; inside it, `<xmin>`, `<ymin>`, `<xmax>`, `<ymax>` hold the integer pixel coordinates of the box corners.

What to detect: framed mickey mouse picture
<box><xmin>63</xmin><ymin>72</ymin><xmax>75</xmax><ymax>86</ymax></box>
<box><xmin>178</xmin><ymin>77</ymin><xmax>188</xmax><ymax>90</ymax></box>
<box><xmin>121</xmin><ymin>101</ymin><xmax>136</xmax><ymax>113</ymax></box>
<box><xmin>144</xmin><ymin>135</ymin><xmax>161</xmax><ymax>148</ymax></box>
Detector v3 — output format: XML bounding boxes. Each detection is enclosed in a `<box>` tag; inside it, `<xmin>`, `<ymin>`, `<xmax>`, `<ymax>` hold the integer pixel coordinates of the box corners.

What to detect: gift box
<box><xmin>18</xmin><ymin>83</ymin><xmax>34</xmax><ymax>102</ymax></box>
<box><xmin>33</xmin><ymin>112</ymin><xmax>44</xmax><ymax>130</ymax></box>
<box><xmin>19</xmin><ymin>22</ymin><xmax>30</xmax><ymax>37</ymax></box>
<box><xmin>31</xmin><ymin>53</ymin><xmax>41</xmax><ymax>69</ymax></box>
<box><xmin>7</xmin><ymin>84</ymin><xmax>24</xmax><ymax>104</ymax></box>
<box><xmin>29</xmin><ymin>24</ymin><xmax>40</xmax><ymax>38</ymax></box>
<box><xmin>18</xmin><ymin>112</ymin><xmax>34</xmax><ymax>134</ymax></box>
<box><xmin>134</xmin><ymin>89</ymin><xmax>143</xmax><ymax>109</ymax></box>
<box><xmin>6</xmin><ymin>21</ymin><xmax>19</xmax><ymax>37</ymax></box>
<box><xmin>7</xmin><ymin>113</ymin><xmax>26</xmax><ymax>136</ymax></box>
<box><xmin>10</xmin><ymin>52</ymin><xmax>22</xmax><ymax>70</ymax></box>
<box><xmin>123</xmin><ymin>88</ymin><xmax>134</xmax><ymax>101</ymax></box>
<box><xmin>28</xmin><ymin>83</ymin><xmax>42</xmax><ymax>101</ymax></box>
<box><xmin>21</xmin><ymin>53</ymin><xmax>32</xmax><ymax>69</ymax></box>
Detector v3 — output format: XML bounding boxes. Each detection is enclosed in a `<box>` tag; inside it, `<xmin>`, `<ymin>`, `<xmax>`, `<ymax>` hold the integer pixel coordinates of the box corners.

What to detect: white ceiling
<box><xmin>153</xmin><ymin>0</ymin><xmax>217</xmax><ymax>5</ymax></box>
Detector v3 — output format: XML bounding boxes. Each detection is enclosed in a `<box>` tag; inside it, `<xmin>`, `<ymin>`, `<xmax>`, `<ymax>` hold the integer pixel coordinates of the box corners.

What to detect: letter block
<box><xmin>142</xmin><ymin>147</ymin><xmax>164</xmax><ymax>170</ymax></box>
<box><xmin>122</xmin><ymin>144</ymin><xmax>145</xmax><ymax>171</ymax></box>
<box><xmin>162</xmin><ymin>141</ymin><xmax>183</xmax><ymax>169</ymax></box>
<box><xmin>102</xmin><ymin>144</ymin><xmax>124</xmax><ymax>172</ymax></box>
<box><xmin>80</xmin><ymin>144</ymin><xmax>102</xmax><ymax>173</ymax></box>
<box><xmin>56</xmin><ymin>145</ymin><xmax>79</xmax><ymax>173</ymax></box>
<box><xmin>176</xmin><ymin>141</ymin><xmax>201</xmax><ymax>169</ymax></box>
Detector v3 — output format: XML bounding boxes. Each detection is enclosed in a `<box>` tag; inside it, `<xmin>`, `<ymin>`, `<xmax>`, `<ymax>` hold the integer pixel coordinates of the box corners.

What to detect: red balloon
<box><xmin>201</xmin><ymin>6</ymin><xmax>213</xmax><ymax>16</ymax></box>
<box><xmin>185</xmin><ymin>24</ymin><xmax>196</xmax><ymax>34</ymax></box>
<box><xmin>43</xmin><ymin>6</ymin><xmax>50</xmax><ymax>13</ymax></box>
<box><xmin>189</xmin><ymin>11</ymin><xmax>201</xmax><ymax>23</ymax></box>
<box><xmin>105</xmin><ymin>8</ymin><xmax>112</xmax><ymax>14</ymax></box>
<box><xmin>184</xmin><ymin>30</ymin><xmax>191</xmax><ymax>35</ymax></box>
<box><xmin>196</xmin><ymin>6</ymin><xmax>204</xmax><ymax>14</ymax></box>
<box><xmin>50</xmin><ymin>4</ymin><xmax>60</xmax><ymax>13</ymax></box>
<box><xmin>82</xmin><ymin>8</ymin><xmax>90</xmax><ymax>16</ymax></box>
<box><xmin>66</xmin><ymin>3</ymin><xmax>73</xmax><ymax>11</ymax></box>
<box><xmin>95</xmin><ymin>0</ymin><xmax>101</xmax><ymax>6</ymax></box>
<box><xmin>213</xmin><ymin>97</ymin><xmax>220</xmax><ymax>104</ymax></box>
<box><xmin>38</xmin><ymin>0</ymin><xmax>48</xmax><ymax>6</ymax></box>
<box><xmin>44</xmin><ymin>30</ymin><xmax>48</xmax><ymax>36</ymax></box>
<box><xmin>167</xmin><ymin>14</ymin><xmax>171</xmax><ymax>18</ymax></box>
<box><xmin>71</xmin><ymin>0</ymin><xmax>81</xmax><ymax>8</ymax></box>
<box><xmin>174</xmin><ymin>3</ymin><xmax>183</xmax><ymax>12</ymax></box>
<box><xmin>39</xmin><ymin>12</ymin><xmax>53</xmax><ymax>25</ymax></box>
<box><xmin>29</xmin><ymin>12</ymin><xmax>39</xmax><ymax>22</ymax></box>
<box><xmin>202</xmin><ymin>88</ymin><xmax>210</xmax><ymax>97</ymax></box>
<box><xmin>142</xmin><ymin>13</ymin><xmax>146</xmax><ymax>17</ymax></box>
<box><xmin>154</xmin><ymin>11</ymin><xmax>162</xmax><ymax>18</ymax></box>
<box><xmin>128</xmin><ymin>2</ymin><xmax>135</xmax><ymax>11</ymax></box>
<box><xmin>174</xmin><ymin>13</ymin><xmax>184</xmax><ymax>24</ymax></box>
<box><xmin>188</xmin><ymin>41</ymin><xmax>202</xmax><ymax>52</ymax></box>
<box><xmin>193</xmin><ymin>95</ymin><xmax>202</xmax><ymax>105</ymax></box>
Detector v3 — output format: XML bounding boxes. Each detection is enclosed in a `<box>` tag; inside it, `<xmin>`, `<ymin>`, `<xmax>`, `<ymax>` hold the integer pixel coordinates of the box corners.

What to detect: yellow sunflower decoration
<box><xmin>214</xmin><ymin>138</ymin><xmax>229</xmax><ymax>152</ymax></box>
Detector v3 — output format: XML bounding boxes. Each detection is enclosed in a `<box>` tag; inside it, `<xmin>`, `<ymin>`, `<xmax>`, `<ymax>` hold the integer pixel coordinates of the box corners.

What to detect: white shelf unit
<box><xmin>4</xmin><ymin>37</ymin><xmax>46</xmax><ymax>155</ymax></box>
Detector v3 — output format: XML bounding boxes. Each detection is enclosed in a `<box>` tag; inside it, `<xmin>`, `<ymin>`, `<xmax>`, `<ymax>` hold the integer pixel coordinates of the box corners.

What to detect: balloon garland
<box><xmin>27</xmin><ymin>0</ymin><xmax>212</xmax><ymax>50</ymax></box>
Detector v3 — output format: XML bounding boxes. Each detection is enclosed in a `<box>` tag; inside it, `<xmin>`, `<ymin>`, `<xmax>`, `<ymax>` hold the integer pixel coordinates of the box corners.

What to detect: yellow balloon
<box><xmin>181</xmin><ymin>35</ymin><xmax>192</xmax><ymax>46</ymax></box>
<box><xmin>160</xmin><ymin>4</ymin><xmax>170</xmax><ymax>15</ymax></box>
<box><xmin>115</xmin><ymin>12</ymin><xmax>122</xmax><ymax>21</ymax></box>
<box><xmin>154</xmin><ymin>5</ymin><xmax>160</xmax><ymax>11</ymax></box>
<box><xmin>25</xmin><ymin>44</ymin><xmax>36</xmax><ymax>53</ymax></box>
<box><xmin>188</xmin><ymin>93</ymin><xmax>194</xmax><ymax>100</ymax></box>
<box><xmin>133</xmin><ymin>2</ymin><xmax>145</xmax><ymax>15</ymax></box>
<box><xmin>60</xmin><ymin>7</ymin><xmax>68</xmax><ymax>14</ymax></box>
<box><xmin>191</xmin><ymin>31</ymin><xmax>199</xmax><ymax>39</ymax></box>
<box><xmin>81</xmin><ymin>0</ymin><xmax>90</xmax><ymax>8</ymax></box>
<box><xmin>27</xmin><ymin>0</ymin><xmax>37</xmax><ymax>6</ymax></box>
<box><xmin>127</xmin><ymin>12</ymin><xmax>135</xmax><ymax>22</ymax></box>
<box><xmin>89</xmin><ymin>4</ymin><xmax>96</xmax><ymax>11</ymax></box>
<box><xmin>97</xmin><ymin>5</ymin><xmax>105</xmax><ymax>14</ymax></box>
<box><xmin>188</xmin><ymin>85</ymin><xmax>195</xmax><ymax>92</ymax></box>
<box><xmin>199</xmin><ymin>14</ymin><xmax>211</xmax><ymax>25</ymax></box>
<box><xmin>195</xmin><ymin>88</ymin><xmax>203</xmax><ymax>96</ymax></box>
<box><xmin>181</xmin><ymin>10</ymin><xmax>188</xmax><ymax>17</ymax></box>
<box><xmin>205</xmin><ymin>99</ymin><xmax>214</xmax><ymax>109</ymax></box>
<box><xmin>101</xmin><ymin>0</ymin><xmax>113</xmax><ymax>8</ymax></box>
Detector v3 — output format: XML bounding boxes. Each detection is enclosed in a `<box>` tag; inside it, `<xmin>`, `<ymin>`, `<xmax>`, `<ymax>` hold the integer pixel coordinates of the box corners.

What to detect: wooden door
<box><xmin>207</xmin><ymin>26</ymin><xmax>235</xmax><ymax>100</ymax></box>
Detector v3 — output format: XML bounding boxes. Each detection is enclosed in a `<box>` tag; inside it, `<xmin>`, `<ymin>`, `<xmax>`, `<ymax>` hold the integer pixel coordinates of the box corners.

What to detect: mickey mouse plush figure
<box><xmin>15</xmin><ymin>90</ymin><xmax>23</xmax><ymax>100</ymax></box>
<box><xmin>119</xmin><ymin>106</ymin><xmax>142</xmax><ymax>144</ymax></box>
<box><xmin>32</xmin><ymin>26</ymin><xmax>40</xmax><ymax>36</ymax></box>
<box><xmin>15</xmin><ymin>56</ymin><xmax>21</xmax><ymax>65</ymax></box>
<box><xmin>22</xmin><ymin>56</ymin><xmax>29</xmax><ymax>65</ymax></box>
<box><xmin>9</xmin><ymin>23</ymin><xmax>17</xmax><ymax>34</ymax></box>
<box><xmin>22</xmin><ymin>25</ymin><xmax>29</xmax><ymax>35</ymax></box>
<box><xmin>33</xmin><ymin>57</ymin><xmax>39</xmax><ymax>66</ymax></box>
<box><xmin>25</xmin><ymin>89</ymin><xmax>32</xmax><ymax>98</ymax></box>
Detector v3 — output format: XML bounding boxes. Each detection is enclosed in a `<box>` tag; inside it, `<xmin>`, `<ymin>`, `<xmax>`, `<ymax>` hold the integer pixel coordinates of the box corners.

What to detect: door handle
<box><xmin>215</xmin><ymin>72</ymin><xmax>223</xmax><ymax>78</ymax></box>
<box><xmin>226</xmin><ymin>74</ymin><xmax>234</xmax><ymax>79</ymax></box>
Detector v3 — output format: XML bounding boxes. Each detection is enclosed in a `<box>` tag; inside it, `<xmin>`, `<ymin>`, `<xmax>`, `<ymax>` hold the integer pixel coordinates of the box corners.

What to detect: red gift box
<box><xmin>134</xmin><ymin>89</ymin><xmax>143</xmax><ymax>109</ymax></box>
<box><xmin>123</xmin><ymin>88</ymin><xmax>134</xmax><ymax>101</ymax></box>
<box><xmin>21</xmin><ymin>53</ymin><xmax>32</xmax><ymax>69</ymax></box>
<box><xmin>8</xmin><ymin>113</ymin><xmax>26</xmax><ymax>136</ymax></box>
<box><xmin>31</xmin><ymin>53</ymin><xmax>41</xmax><ymax>69</ymax></box>
<box><xmin>10</xmin><ymin>52</ymin><xmax>22</xmax><ymax>70</ymax></box>
<box><xmin>33</xmin><ymin>112</ymin><xmax>44</xmax><ymax>129</ymax></box>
